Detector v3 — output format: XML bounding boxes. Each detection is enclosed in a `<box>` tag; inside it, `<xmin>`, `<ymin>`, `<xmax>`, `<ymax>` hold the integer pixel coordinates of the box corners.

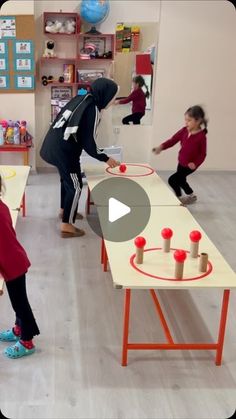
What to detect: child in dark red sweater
<box><xmin>152</xmin><ymin>105</ymin><xmax>207</xmax><ymax>204</ymax></box>
<box><xmin>0</xmin><ymin>174</ymin><xmax>39</xmax><ymax>358</ymax></box>
<box><xmin>116</xmin><ymin>75</ymin><xmax>150</xmax><ymax>125</ymax></box>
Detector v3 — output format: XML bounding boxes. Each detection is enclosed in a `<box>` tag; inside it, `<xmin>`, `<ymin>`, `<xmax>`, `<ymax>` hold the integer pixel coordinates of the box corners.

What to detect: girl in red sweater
<box><xmin>152</xmin><ymin>105</ymin><xmax>207</xmax><ymax>204</ymax></box>
<box><xmin>0</xmin><ymin>174</ymin><xmax>39</xmax><ymax>358</ymax></box>
<box><xmin>115</xmin><ymin>75</ymin><xmax>150</xmax><ymax>125</ymax></box>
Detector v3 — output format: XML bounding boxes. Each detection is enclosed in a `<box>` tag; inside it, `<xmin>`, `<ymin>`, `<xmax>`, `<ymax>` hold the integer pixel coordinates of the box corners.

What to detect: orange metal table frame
<box><xmin>100</xmin><ymin>238</ymin><xmax>230</xmax><ymax>367</ymax></box>
<box><xmin>0</xmin><ymin>145</ymin><xmax>29</xmax><ymax>166</ymax></box>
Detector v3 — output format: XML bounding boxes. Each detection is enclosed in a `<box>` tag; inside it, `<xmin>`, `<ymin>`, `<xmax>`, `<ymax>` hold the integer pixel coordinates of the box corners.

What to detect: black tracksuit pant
<box><xmin>168</xmin><ymin>164</ymin><xmax>195</xmax><ymax>197</ymax></box>
<box><xmin>6</xmin><ymin>274</ymin><xmax>40</xmax><ymax>341</ymax></box>
<box><xmin>58</xmin><ymin>162</ymin><xmax>83</xmax><ymax>224</ymax></box>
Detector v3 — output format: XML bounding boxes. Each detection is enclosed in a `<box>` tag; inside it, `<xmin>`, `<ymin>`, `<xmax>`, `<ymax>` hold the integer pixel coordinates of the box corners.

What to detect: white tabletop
<box><xmin>0</xmin><ymin>165</ymin><xmax>30</xmax><ymax>209</ymax></box>
<box><xmin>101</xmin><ymin>206</ymin><xmax>236</xmax><ymax>290</ymax></box>
<box><xmin>10</xmin><ymin>209</ymin><xmax>19</xmax><ymax>228</ymax></box>
<box><xmin>84</xmin><ymin>163</ymin><xmax>181</xmax><ymax>206</ymax></box>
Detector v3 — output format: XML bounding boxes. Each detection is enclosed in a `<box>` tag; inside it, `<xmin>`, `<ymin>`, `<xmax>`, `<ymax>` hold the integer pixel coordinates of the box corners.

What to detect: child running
<box><xmin>152</xmin><ymin>105</ymin><xmax>207</xmax><ymax>204</ymax></box>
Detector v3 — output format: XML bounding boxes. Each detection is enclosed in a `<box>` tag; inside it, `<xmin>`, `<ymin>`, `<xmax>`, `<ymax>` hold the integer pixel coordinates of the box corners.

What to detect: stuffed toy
<box><xmin>63</xmin><ymin>19</ymin><xmax>76</xmax><ymax>34</ymax></box>
<box><xmin>45</xmin><ymin>19</ymin><xmax>76</xmax><ymax>34</ymax></box>
<box><xmin>45</xmin><ymin>20</ymin><xmax>62</xmax><ymax>33</ymax></box>
<box><xmin>43</xmin><ymin>40</ymin><xmax>56</xmax><ymax>58</ymax></box>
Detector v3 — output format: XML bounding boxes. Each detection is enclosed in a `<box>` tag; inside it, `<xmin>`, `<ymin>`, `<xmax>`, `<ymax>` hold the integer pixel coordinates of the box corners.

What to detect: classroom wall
<box><xmin>0</xmin><ymin>1</ymin><xmax>35</xmax><ymax>168</ymax></box>
<box><xmin>150</xmin><ymin>0</ymin><xmax>236</xmax><ymax>170</ymax></box>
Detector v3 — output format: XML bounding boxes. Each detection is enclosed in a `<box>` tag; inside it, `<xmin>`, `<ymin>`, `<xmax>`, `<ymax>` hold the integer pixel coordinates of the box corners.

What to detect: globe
<box><xmin>80</xmin><ymin>0</ymin><xmax>110</xmax><ymax>25</ymax></box>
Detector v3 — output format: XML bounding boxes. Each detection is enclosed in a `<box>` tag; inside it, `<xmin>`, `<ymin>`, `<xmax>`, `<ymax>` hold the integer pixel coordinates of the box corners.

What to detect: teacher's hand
<box><xmin>107</xmin><ymin>157</ymin><xmax>120</xmax><ymax>168</ymax></box>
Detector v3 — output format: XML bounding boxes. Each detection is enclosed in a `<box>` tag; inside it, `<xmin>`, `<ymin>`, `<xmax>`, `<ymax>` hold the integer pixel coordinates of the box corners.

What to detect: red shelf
<box><xmin>41</xmin><ymin>57</ymin><xmax>76</xmax><ymax>62</ymax></box>
<box><xmin>77</xmin><ymin>58</ymin><xmax>113</xmax><ymax>62</ymax></box>
<box><xmin>49</xmin><ymin>82</ymin><xmax>78</xmax><ymax>87</ymax></box>
<box><xmin>44</xmin><ymin>32</ymin><xmax>77</xmax><ymax>37</ymax></box>
<box><xmin>43</xmin><ymin>11</ymin><xmax>81</xmax><ymax>34</ymax></box>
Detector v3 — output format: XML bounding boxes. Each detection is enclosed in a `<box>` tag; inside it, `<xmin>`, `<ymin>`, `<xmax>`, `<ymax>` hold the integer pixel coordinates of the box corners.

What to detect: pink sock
<box><xmin>13</xmin><ymin>325</ymin><xmax>21</xmax><ymax>337</ymax></box>
<box><xmin>20</xmin><ymin>340</ymin><xmax>34</xmax><ymax>350</ymax></box>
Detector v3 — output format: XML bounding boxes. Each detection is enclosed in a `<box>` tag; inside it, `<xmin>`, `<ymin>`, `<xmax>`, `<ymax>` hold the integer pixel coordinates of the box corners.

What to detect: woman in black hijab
<box><xmin>40</xmin><ymin>78</ymin><xmax>120</xmax><ymax>238</ymax></box>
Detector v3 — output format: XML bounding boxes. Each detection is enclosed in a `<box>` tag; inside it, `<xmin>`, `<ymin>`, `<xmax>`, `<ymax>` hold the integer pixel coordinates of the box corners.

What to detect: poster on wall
<box><xmin>14</xmin><ymin>75</ymin><xmax>35</xmax><ymax>89</ymax></box>
<box><xmin>0</xmin><ymin>16</ymin><xmax>16</xmax><ymax>38</ymax></box>
<box><xmin>0</xmin><ymin>57</ymin><xmax>8</xmax><ymax>71</ymax></box>
<box><xmin>0</xmin><ymin>41</ymin><xmax>8</xmax><ymax>56</ymax></box>
<box><xmin>14</xmin><ymin>40</ymin><xmax>34</xmax><ymax>55</ymax></box>
<box><xmin>0</xmin><ymin>75</ymin><xmax>10</xmax><ymax>89</ymax></box>
<box><xmin>14</xmin><ymin>57</ymin><xmax>34</xmax><ymax>72</ymax></box>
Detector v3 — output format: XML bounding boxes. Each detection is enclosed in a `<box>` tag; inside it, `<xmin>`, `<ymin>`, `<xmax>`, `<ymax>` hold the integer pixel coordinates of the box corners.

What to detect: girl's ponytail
<box><xmin>144</xmin><ymin>83</ymin><xmax>150</xmax><ymax>99</ymax></box>
<box><xmin>203</xmin><ymin>117</ymin><xmax>208</xmax><ymax>134</ymax></box>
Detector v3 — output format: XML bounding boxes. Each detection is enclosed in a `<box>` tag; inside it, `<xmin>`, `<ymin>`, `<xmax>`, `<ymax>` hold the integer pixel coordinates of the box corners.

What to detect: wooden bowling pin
<box><xmin>174</xmin><ymin>249</ymin><xmax>187</xmax><ymax>279</ymax></box>
<box><xmin>161</xmin><ymin>228</ymin><xmax>173</xmax><ymax>252</ymax></box>
<box><xmin>199</xmin><ymin>252</ymin><xmax>208</xmax><ymax>272</ymax></box>
<box><xmin>134</xmin><ymin>236</ymin><xmax>146</xmax><ymax>264</ymax></box>
<box><xmin>189</xmin><ymin>230</ymin><xmax>202</xmax><ymax>258</ymax></box>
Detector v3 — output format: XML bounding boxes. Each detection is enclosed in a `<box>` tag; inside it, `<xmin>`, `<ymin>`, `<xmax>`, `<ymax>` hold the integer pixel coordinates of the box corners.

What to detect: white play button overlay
<box><xmin>108</xmin><ymin>198</ymin><xmax>131</xmax><ymax>223</ymax></box>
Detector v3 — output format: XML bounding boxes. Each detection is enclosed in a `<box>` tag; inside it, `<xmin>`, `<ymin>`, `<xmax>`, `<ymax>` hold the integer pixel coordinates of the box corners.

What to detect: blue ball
<box><xmin>80</xmin><ymin>0</ymin><xmax>110</xmax><ymax>25</ymax></box>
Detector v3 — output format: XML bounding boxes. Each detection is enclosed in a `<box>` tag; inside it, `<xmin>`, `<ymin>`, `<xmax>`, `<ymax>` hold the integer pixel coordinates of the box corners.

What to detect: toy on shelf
<box><xmin>43</xmin><ymin>40</ymin><xmax>56</xmax><ymax>58</ymax></box>
<box><xmin>42</xmin><ymin>75</ymin><xmax>65</xmax><ymax>86</ymax></box>
<box><xmin>63</xmin><ymin>64</ymin><xmax>75</xmax><ymax>83</ymax></box>
<box><xmin>0</xmin><ymin>119</ymin><xmax>33</xmax><ymax>147</ymax></box>
<box><xmin>13</xmin><ymin>122</ymin><xmax>20</xmax><ymax>145</ymax></box>
<box><xmin>19</xmin><ymin>121</ymin><xmax>33</xmax><ymax>147</ymax></box>
<box><xmin>45</xmin><ymin>18</ymin><xmax>76</xmax><ymax>34</ymax></box>
<box><xmin>0</xmin><ymin>120</ymin><xmax>8</xmax><ymax>144</ymax></box>
<box><xmin>5</xmin><ymin>121</ymin><xmax>15</xmax><ymax>144</ymax></box>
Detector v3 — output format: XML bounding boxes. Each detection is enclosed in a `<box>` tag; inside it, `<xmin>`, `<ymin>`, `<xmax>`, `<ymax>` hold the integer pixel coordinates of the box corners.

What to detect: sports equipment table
<box><xmin>83</xmin><ymin>163</ymin><xmax>181</xmax><ymax>210</ymax></box>
<box><xmin>0</xmin><ymin>209</ymin><xmax>19</xmax><ymax>296</ymax></box>
<box><xmin>0</xmin><ymin>165</ymin><xmax>30</xmax><ymax>216</ymax></box>
<box><xmin>99</xmin><ymin>206</ymin><xmax>236</xmax><ymax>366</ymax></box>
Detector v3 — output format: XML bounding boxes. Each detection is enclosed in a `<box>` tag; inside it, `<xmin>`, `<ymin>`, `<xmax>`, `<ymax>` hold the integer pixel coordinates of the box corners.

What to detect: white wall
<box><xmin>0</xmin><ymin>1</ymin><xmax>35</xmax><ymax>168</ymax></box>
<box><xmin>150</xmin><ymin>0</ymin><xmax>236</xmax><ymax>170</ymax></box>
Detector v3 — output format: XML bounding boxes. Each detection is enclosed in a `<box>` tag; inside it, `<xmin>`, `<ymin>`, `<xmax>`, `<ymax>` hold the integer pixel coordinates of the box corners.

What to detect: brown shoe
<box><xmin>59</xmin><ymin>212</ymin><xmax>84</xmax><ymax>220</ymax></box>
<box><xmin>60</xmin><ymin>228</ymin><xmax>85</xmax><ymax>238</ymax></box>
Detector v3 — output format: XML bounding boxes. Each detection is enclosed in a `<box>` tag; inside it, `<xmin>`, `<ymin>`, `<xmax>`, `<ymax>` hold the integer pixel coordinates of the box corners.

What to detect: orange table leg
<box><xmin>215</xmin><ymin>289</ymin><xmax>230</xmax><ymax>366</ymax></box>
<box><xmin>101</xmin><ymin>238</ymin><xmax>105</xmax><ymax>264</ymax></box>
<box><xmin>122</xmin><ymin>289</ymin><xmax>131</xmax><ymax>366</ymax></box>
<box><xmin>103</xmin><ymin>244</ymin><xmax>108</xmax><ymax>272</ymax></box>
<box><xmin>150</xmin><ymin>290</ymin><xmax>174</xmax><ymax>344</ymax></box>
<box><xmin>21</xmin><ymin>192</ymin><xmax>26</xmax><ymax>217</ymax></box>
<box><xmin>23</xmin><ymin>150</ymin><xmax>29</xmax><ymax>166</ymax></box>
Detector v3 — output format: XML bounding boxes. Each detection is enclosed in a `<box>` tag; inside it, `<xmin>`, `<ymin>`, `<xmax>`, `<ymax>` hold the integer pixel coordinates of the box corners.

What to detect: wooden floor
<box><xmin>0</xmin><ymin>170</ymin><xmax>236</xmax><ymax>419</ymax></box>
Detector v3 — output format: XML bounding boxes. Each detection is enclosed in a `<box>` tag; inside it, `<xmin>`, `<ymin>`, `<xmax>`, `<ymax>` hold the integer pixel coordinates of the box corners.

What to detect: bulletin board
<box><xmin>0</xmin><ymin>15</ymin><xmax>35</xmax><ymax>93</ymax></box>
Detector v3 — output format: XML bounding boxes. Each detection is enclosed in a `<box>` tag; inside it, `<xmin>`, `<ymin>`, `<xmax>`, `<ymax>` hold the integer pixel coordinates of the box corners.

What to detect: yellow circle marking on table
<box><xmin>1</xmin><ymin>167</ymin><xmax>17</xmax><ymax>180</ymax></box>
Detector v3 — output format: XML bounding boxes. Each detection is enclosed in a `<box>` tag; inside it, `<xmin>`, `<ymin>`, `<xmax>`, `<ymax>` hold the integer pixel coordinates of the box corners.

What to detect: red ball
<box><xmin>161</xmin><ymin>228</ymin><xmax>173</xmax><ymax>239</ymax></box>
<box><xmin>174</xmin><ymin>249</ymin><xmax>187</xmax><ymax>263</ymax></box>
<box><xmin>119</xmin><ymin>163</ymin><xmax>127</xmax><ymax>173</ymax></box>
<box><xmin>134</xmin><ymin>236</ymin><xmax>146</xmax><ymax>248</ymax></box>
<box><xmin>189</xmin><ymin>230</ymin><xmax>202</xmax><ymax>242</ymax></box>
